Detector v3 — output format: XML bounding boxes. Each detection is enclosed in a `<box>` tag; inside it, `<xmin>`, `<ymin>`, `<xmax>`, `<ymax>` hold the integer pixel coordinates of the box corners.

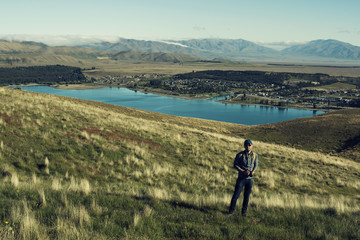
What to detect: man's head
<box><xmin>244</xmin><ymin>139</ymin><xmax>253</xmax><ymax>152</ymax></box>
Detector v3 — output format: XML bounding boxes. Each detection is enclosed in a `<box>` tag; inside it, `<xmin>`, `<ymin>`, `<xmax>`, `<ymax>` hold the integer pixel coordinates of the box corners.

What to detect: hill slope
<box><xmin>242</xmin><ymin>109</ymin><xmax>360</xmax><ymax>161</ymax></box>
<box><xmin>0</xmin><ymin>40</ymin><xmax>108</xmax><ymax>59</ymax></box>
<box><xmin>0</xmin><ymin>40</ymin><xmax>108</xmax><ymax>67</ymax></box>
<box><xmin>0</xmin><ymin>53</ymin><xmax>86</xmax><ymax>66</ymax></box>
<box><xmin>0</xmin><ymin>87</ymin><xmax>359</xmax><ymax>239</ymax></box>
<box><xmin>111</xmin><ymin>50</ymin><xmax>201</xmax><ymax>63</ymax></box>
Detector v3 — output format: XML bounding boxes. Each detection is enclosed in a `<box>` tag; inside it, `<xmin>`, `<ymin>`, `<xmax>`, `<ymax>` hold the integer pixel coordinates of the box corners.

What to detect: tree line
<box><xmin>173</xmin><ymin>70</ymin><xmax>360</xmax><ymax>86</ymax></box>
<box><xmin>174</xmin><ymin>70</ymin><xmax>291</xmax><ymax>85</ymax></box>
<box><xmin>0</xmin><ymin>65</ymin><xmax>88</xmax><ymax>85</ymax></box>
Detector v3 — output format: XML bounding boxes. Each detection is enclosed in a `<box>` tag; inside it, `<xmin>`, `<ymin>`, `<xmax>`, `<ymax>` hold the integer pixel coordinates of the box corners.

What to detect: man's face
<box><xmin>245</xmin><ymin>144</ymin><xmax>253</xmax><ymax>152</ymax></box>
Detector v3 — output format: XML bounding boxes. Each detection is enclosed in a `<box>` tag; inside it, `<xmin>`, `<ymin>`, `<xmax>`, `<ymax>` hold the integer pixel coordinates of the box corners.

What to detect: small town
<box><xmin>95</xmin><ymin>71</ymin><xmax>360</xmax><ymax>110</ymax></box>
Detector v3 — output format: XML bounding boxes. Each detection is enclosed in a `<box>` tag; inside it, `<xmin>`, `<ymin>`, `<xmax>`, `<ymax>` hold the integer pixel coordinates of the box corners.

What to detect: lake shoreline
<box><xmin>52</xmin><ymin>83</ymin><xmax>109</xmax><ymax>90</ymax></box>
<box><xmin>216</xmin><ymin>99</ymin><xmax>335</xmax><ymax>112</ymax></box>
<box><xmin>53</xmin><ymin>83</ymin><xmax>218</xmax><ymax>100</ymax></box>
<box><xmin>13</xmin><ymin>82</ymin><xmax>330</xmax><ymax>112</ymax></box>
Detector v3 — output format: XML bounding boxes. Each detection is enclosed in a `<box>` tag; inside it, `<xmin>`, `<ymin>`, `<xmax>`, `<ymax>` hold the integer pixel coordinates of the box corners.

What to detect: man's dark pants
<box><xmin>229</xmin><ymin>177</ymin><xmax>253</xmax><ymax>215</ymax></box>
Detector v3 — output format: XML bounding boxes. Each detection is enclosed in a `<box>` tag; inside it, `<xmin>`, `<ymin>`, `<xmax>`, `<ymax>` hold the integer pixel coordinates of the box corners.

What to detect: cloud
<box><xmin>338</xmin><ymin>29</ymin><xmax>351</xmax><ymax>34</ymax></box>
<box><xmin>0</xmin><ymin>34</ymin><xmax>120</xmax><ymax>46</ymax></box>
<box><xmin>255</xmin><ymin>40</ymin><xmax>307</xmax><ymax>50</ymax></box>
<box><xmin>193</xmin><ymin>25</ymin><xmax>206</xmax><ymax>31</ymax></box>
<box><xmin>337</xmin><ymin>28</ymin><xmax>360</xmax><ymax>35</ymax></box>
<box><xmin>158</xmin><ymin>41</ymin><xmax>189</xmax><ymax>48</ymax></box>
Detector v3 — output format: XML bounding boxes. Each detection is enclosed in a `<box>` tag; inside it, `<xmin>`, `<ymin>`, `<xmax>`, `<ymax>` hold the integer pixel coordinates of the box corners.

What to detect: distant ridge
<box><xmin>79</xmin><ymin>37</ymin><xmax>360</xmax><ymax>62</ymax></box>
<box><xmin>81</xmin><ymin>38</ymin><xmax>278</xmax><ymax>60</ymax></box>
<box><xmin>1</xmin><ymin>36</ymin><xmax>360</xmax><ymax>63</ymax></box>
<box><xmin>282</xmin><ymin>39</ymin><xmax>360</xmax><ymax>60</ymax></box>
<box><xmin>0</xmin><ymin>40</ymin><xmax>204</xmax><ymax>66</ymax></box>
<box><xmin>82</xmin><ymin>38</ymin><xmax>219</xmax><ymax>60</ymax></box>
<box><xmin>171</xmin><ymin>38</ymin><xmax>279</xmax><ymax>58</ymax></box>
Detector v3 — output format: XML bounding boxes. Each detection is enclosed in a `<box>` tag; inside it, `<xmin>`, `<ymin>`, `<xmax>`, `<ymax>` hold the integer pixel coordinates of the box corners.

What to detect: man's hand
<box><xmin>245</xmin><ymin>170</ymin><xmax>251</xmax><ymax>176</ymax></box>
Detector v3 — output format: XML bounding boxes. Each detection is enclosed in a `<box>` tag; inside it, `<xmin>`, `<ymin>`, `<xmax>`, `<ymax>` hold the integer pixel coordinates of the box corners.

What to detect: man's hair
<box><xmin>244</xmin><ymin>139</ymin><xmax>253</xmax><ymax>146</ymax></box>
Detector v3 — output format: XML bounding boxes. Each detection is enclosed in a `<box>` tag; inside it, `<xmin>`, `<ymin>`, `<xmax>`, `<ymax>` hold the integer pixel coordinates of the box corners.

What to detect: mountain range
<box><xmin>282</xmin><ymin>39</ymin><xmax>360</xmax><ymax>60</ymax></box>
<box><xmin>0</xmin><ymin>39</ymin><xmax>201</xmax><ymax>65</ymax></box>
<box><xmin>1</xmin><ymin>36</ymin><xmax>360</xmax><ymax>64</ymax></box>
<box><xmin>79</xmin><ymin>38</ymin><xmax>360</xmax><ymax>62</ymax></box>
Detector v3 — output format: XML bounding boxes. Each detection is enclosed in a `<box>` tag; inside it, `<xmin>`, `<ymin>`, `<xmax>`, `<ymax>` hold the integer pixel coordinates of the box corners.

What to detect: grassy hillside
<box><xmin>0</xmin><ymin>87</ymin><xmax>359</xmax><ymax>239</ymax></box>
<box><xmin>0</xmin><ymin>40</ymin><xmax>46</xmax><ymax>54</ymax></box>
<box><xmin>306</xmin><ymin>82</ymin><xmax>357</xmax><ymax>91</ymax></box>
<box><xmin>0</xmin><ymin>40</ymin><xmax>105</xmax><ymax>57</ymax></box>
<box><xmin>0</xmin><ymin>54</ymin><xmax>87</xmax><ymax>67</ymax></box>
<box><xmin>244</xmin><ymin>109</ymin><xmax>360</xmax><ymax>161</ymax></box>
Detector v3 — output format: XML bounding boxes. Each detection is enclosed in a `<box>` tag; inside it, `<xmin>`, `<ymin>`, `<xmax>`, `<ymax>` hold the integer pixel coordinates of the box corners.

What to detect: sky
<box><xmin>1</xmin><ymin>0</ymin><xmax>360</xmax><ymax>46</ymax></box>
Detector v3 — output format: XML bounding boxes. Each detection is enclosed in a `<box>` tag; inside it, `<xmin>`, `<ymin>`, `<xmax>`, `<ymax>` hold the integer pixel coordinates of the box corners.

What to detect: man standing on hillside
<box><xmin>228</xmin><ymin>139</ymin><xmax>258</xmax><ymax>217</ymax></box>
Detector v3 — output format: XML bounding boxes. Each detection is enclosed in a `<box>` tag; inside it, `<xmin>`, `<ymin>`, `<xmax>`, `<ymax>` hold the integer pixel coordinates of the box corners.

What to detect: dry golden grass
<box><xmin>90</xmin><ymin>198</ymin><xmax>104</xmax><ymax>216</ymax></box>
<box><xmin>10</xmin><ymin>200</ymin><xmax>48</xmax><ymax>240</ymax></box>
<box><xmin>68</xmin><ymin>177</ymin><xmax>91</xmax><ymax>195</ymax></box>
<box><xmin>51</xmin><ymin>177</ymin><xmax>62</xmax><ymax>191</ymax></box>
<box><xmin>10</xmin><ymin>173</ymin><xmax>19</xmax><ymax>188</ymax></box>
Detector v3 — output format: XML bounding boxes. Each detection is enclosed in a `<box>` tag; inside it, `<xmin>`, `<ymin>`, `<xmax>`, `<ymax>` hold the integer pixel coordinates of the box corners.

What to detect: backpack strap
<box><xmin>252</xmin><ymin>152</ymin><xmax>257</xmax><ymax>170</ymax></box>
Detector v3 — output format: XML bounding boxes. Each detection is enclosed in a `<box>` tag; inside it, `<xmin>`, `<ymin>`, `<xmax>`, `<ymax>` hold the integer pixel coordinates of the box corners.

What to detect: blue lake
<box><xmin>18</xmin><ymin>86</ymin><xmax>325</xmax><ymax>125</ymax></box>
